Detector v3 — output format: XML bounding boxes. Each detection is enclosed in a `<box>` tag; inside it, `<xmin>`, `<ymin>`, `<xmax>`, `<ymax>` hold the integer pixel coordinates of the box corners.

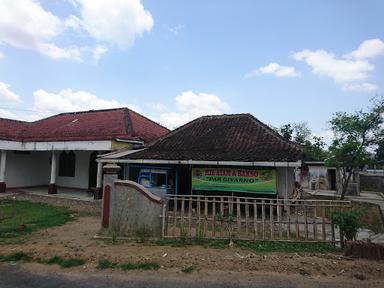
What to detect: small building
<box><xmin>100</xmin><ymin>114</ymin><xmax>303</xmax><ymax>199</ymax></box>
<box><xmin>0</xmin><ymin>108</ymin><xmax>168</xmax><ymax>198</ymax></box>
<box><xmin>297</xmin><ymin>161</ymin><xmax>337</xmax><ymax>191</ymax></box>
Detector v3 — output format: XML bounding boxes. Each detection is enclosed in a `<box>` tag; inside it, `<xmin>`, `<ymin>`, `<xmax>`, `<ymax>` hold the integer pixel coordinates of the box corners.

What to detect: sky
<box><xmin>0</xmin><ymin>0</ymin><xmax>383</xmax><ymax>142</ymax></box>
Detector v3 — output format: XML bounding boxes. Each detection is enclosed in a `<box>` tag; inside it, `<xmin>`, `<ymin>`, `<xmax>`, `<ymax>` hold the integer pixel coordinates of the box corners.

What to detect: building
<box><xmin>99</xmin><ymin>114</ymin><xmax>303</xmax><ymax>199</ymax></box>
<box><xmin>297</xmin><ymin>161</ymin><xmax>337</xmax><ymax>191</ymax></box>
<box><xmin>0</xmin><ymin>108</ymin><xmax>168</xmax><ymax>198</ymax></box>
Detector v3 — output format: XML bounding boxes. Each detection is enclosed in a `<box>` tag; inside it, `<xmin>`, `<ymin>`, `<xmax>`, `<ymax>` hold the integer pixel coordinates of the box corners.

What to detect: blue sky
<box><xmin>0</xmin><ymin>0</ymin><xmax>383</xmax><ymax>141</ymax></box>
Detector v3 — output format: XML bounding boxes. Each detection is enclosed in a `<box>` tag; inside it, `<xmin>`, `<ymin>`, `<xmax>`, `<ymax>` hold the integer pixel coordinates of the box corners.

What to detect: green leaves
<box><xmin>332</xmin><ymin>209</ymin><xmax>362</xmax><ymax>241</ymax></box>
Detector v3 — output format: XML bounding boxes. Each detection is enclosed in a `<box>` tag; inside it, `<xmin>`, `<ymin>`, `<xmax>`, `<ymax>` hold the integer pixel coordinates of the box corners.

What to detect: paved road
<box><xmin>1</xmin><ymin>263</ymin><xmax>383</xmax><ymax>288</ymax></box>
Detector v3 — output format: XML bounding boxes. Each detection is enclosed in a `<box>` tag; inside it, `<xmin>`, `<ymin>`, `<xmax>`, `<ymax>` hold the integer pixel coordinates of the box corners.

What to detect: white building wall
<box><xmin>276</xmin><ymin>167</ymin><xmax>295</xmax><ymax>199</ymax></box>
<box><xmin>56</xmin><ymin>151</ymin><xmax>92</xmax><ymax>189</ymax></box>
<box><xmin>5</xmin><ymin>151</ymin><xmax>51</xmax><ymax>188</ymax></box>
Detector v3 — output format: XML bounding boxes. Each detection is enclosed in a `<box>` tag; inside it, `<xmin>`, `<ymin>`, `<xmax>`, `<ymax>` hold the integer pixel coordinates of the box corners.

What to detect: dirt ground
<box><xmin>1</xmin><ymin>216</ymin><xmax>383</xmax><ymax>282</ymax></box>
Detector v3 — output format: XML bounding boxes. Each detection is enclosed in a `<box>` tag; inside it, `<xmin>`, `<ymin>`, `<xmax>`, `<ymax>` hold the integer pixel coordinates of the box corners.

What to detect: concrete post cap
<box><xmin>103</xmin><ymin>163</ymin><xmax>121</xmax><ymax>174</ymax></box>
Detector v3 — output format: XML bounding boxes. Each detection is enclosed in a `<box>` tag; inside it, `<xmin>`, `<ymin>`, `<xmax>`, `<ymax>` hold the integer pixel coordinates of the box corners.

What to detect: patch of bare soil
<box><xmin>1</xmin><ymin>216</ymin><xmax>383</xmax><ymax>281</ymax></box>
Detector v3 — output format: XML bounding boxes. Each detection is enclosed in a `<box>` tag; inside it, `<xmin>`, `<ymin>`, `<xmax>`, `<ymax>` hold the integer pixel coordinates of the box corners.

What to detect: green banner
<box><xmin>192</xmin><ymin>168</ymin><xmax>276</xmax><ymax>194</ymax></box>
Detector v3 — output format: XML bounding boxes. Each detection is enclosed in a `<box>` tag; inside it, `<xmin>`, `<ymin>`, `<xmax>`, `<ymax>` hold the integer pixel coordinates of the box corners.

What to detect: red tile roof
<box><xmin>0</xmin><ymin>108</ymin><xmax>169</xmax><ymax>143</ymax></box>
<box><xmin>127</xmin><ymin>114</ymin><xmax>303</xmax><ymax>162</ymax></box>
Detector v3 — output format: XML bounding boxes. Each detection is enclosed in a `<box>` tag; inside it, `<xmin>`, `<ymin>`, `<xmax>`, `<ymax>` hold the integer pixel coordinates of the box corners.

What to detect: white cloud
<box><xmin>293</xmin><ymin>49</ymin><xmax>374</xmax><ymax>83</ymax></box>
<box><xmin>245</xmin><ymin>62</ymin><xmax>300</xmax><ymax>78</ymax></box>
<box><xmin>158</xmin><ymin>91</ymin><xmax>230</xmax><ymax>129</ymax></box>
<box><xmin>92</xmin><ymin>45</ymin><xmax>108</xmax><ymax>63</ymax></box>
<box><xmin>342</xmin><ymin>82</ymin><xmax>378</xmax><ymax>92</ymax></box>
<box><xmin>32</xmin><ymin>88</ymin><xmax>138</xmax><ymax>119</ymax></box>
<box><xmin>0</xmin><ymin>0</ymin><xmax>81</xmax><ymax>61</ymax></box>
<box><xmin>168</xmin><ymin>24</ymin><xmax>184</xmax><ymax>36</ymax></box>
<box><xmin>345</xmin><ymin>38</ymin><xmax>384</xmax><ymax>60</ymax></box>
<box><xmin>71</xmin><ymin>0</ymin><xmax>154</xmax><ymax>49</ymax></box>
<box><xmin>0</xmin><ymin>0</ymin><xmax>153</xmax><ymax>61</ymax></box>
<box><xmin>0</xmin><ymin>82</ymin><xmax>21</xmax><ymax>102</ymax></box>
<box><xmin>0</xmin><ymin>108</ymin><xmax>17</xmax><ymax>119</ymax></box>
<box><xmin>0</xmin><ymin>50</ymin><xmax>3</xmax><ymax>60</ymax></box>
<box><xmin>293</xmin><ymin>38</ymin><xmax>384</xmax><ymax>92</ymax></box>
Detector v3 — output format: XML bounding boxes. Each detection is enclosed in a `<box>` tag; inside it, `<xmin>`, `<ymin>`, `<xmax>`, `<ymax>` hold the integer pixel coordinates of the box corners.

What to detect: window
<box><xmin>59</xmin><ymin>151</ymin><xmax>76</xmax><ymax>177</ymax></box>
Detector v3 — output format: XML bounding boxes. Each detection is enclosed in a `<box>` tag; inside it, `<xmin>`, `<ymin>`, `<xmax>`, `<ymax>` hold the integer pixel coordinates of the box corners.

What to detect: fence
<box><xmin>162</xmin><ymin>195</ymin><xmax>351</xmax><ymax>243</ymax></box>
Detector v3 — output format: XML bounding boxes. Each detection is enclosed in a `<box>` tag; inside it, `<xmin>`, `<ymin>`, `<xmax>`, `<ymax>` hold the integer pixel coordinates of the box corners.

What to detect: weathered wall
<box><xmin>107</xmin><ymin>179</ymin><xmax>164</xmax><ymax>238</ymax></box>
<box><xmin>276</xmin><ymin>167</ymin><xmax>295</xmax><ymax>198</ymax></box>
<box><xmin>5</xmin><ymin>151</ymin><xmax>51</xmax><ymax>188</ymax></box>
<box><xmin>56</xmin><ymin>151</ymin><xmax>92</xmax><ymax>189</ymax></box>
<box><xmin>360</xmin><ymin>173</ymin><xmax>384</xmax><ymax>192</ymax></box>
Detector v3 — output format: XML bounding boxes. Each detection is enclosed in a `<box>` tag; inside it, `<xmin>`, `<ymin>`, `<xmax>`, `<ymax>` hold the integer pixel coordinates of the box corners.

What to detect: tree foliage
<box><xmin>326</xmin><ymin>97</ymin><xmax>384</xmax><ymax>199</ymax></box>
<box><xmin>278</xmin><ymin>122</ymin><xmax>328</xmax><ymax>161</ymax></box>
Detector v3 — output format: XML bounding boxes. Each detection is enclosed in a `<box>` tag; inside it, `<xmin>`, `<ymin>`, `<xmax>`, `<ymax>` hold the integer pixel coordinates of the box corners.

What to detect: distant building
<box><xmin>297</xmin><ymin>161</ymin><xmax>337</xmax><ymax>191</ymax></box>
<box><xmin>100</xmin><ymin>114</ymin><xmax>303</xmax><ymax>199</ymax></box>
<box><xmin>0</xmin><ymin>108</ymin><xmax>168</xmax><ymax>198</ymax></box>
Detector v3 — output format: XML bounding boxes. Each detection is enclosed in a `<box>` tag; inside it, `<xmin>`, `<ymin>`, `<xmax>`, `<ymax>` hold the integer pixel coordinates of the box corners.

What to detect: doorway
<box><xmin>88</xmin><ymin>151</ymin><xmax>98</xmax><ymax>190</ymax></box>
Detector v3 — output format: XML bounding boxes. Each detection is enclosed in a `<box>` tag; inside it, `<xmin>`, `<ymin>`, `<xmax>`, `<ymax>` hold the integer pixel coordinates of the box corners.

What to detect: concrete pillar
<box><xmin>48</xmin><ymin>151</ymin><xmax>57</xmax><ymax>194</ymax></box>
<box><xmin>102</xmin><ymin>163</ymin><xmax>121</xmax><ymax>227</ymax></box>
<box><xmin>94</xmin><ymin>161</ymin><xmax>103</xmax><ymax>200</ymax></box>
<box><xmin>0</xmin><ymin>150</ymin><xmax>7</xmax><ymax>193</ymax></box>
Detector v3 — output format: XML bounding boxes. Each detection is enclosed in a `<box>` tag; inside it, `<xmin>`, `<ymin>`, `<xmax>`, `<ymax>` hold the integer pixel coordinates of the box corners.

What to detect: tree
<box><xmin>326</xmin><ymin>97</ymin><xmax>384</xmax><ymax>199</ymax></box>
<box><xmin>279</xmin><ymin>124</ymin><xmax>293</xmax><ymax>141</ymax></box>
<box><xmin>278</xmin><ymin>122</ymin><xmax>328</xmax><ymax>161</ymax></box>
<box><xmin>292</xmin><ymin>122</ymin><xmax>311</xmax><ymax>145</ymax></box>
<box><xmin>375</xmin><ymin>139</ymin><xmax>384</xmax><ymax>166</ymax></box>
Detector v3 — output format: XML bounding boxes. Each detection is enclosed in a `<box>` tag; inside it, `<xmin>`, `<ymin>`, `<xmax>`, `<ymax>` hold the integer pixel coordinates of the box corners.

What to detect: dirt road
<box><xmin>1</xmin><ymin>216</ymin><xmax>383</xmax><ymax>281</ymax></box>
<box><xmin>1</xmin><ymin>263</ymin><xmax>383</xmax><ymax>288</ymax></box>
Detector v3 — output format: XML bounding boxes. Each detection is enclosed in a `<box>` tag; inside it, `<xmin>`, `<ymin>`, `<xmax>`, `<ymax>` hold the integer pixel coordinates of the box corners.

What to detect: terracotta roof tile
<box><xmin>128</xmin><ymin>114</ymin><xmax>303</xmax><ymax>162</ymax></box>
<box><xmin>0</xmin><ymin>108</ymin><xmax>169</xmax><ymax>143</ymax></box>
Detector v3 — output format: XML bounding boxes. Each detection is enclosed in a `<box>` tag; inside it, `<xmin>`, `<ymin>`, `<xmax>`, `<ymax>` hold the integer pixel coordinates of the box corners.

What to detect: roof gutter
<box><xmin>97</xmin><ymin>158</ymin><xmax>302</xmax><ymax>167</ymax></box>
<box><xmin>114</xmin><ymin>138</ymin><xmax>144</xmax><ymax>145</ymax></box>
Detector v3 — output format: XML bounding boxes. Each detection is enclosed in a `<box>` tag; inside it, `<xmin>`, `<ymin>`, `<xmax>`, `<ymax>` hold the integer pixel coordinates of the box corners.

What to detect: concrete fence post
<box><xmin>101</xmin><ymin>163</ymin><xmax>121</xmax><ymax>228</ymax></box>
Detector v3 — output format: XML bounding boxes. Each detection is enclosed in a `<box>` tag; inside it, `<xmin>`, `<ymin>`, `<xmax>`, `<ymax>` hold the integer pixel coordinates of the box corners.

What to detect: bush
<box><xmin>332</xmin><ymin>209</ymin><xmax>362</xmax><ymax>241</ymax></box>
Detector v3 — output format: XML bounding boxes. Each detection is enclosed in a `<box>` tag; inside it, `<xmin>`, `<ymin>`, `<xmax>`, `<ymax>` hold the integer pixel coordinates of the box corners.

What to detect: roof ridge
<box><xmin>0</xmin><ymin>117</ymin><xmax>32</xmax><ymax>124</ymax></box>
<box><xmin>127</xmin><ymin>108</ymin><xmax>169</xmax><ymax>131</ymax></box>
<box><xmin>246</xmin><ymin>114</ymin><xmax>301</xmax><ymax>150</ymax></box>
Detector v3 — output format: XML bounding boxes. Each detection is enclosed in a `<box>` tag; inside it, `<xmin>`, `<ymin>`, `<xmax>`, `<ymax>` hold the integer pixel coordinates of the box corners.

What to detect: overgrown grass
<box><xmin>44</xmin><ymin>255</ymin><xmax>85</xmax><ymax>268</ymax></box>
<box><xmin>0</xmin><ymin>200</ymin><xmax>74</xmax><ymax>240</ymax></box>
<box><xmin>152</xmin><ymin>238</ymin><xmax>339</xmax><ymax>253</ymax></box>
<box><xmin>151</xmin><ymin>238</ymin><xmax>229</xmax><ymax>248</ymax></box>
<box><xmin>96</xmin><ymin>259</ymin><xmax>118</xmax><ymax>269</ymax></box>
<box><xmin>181</xmin><ymin>265</ymin><xmax>195</xmax><ymax>273</ymax></box>
<box><xmin>120</xmin><ymin>261</ymin><xmax>160</xmax><ymax>271</ymax></box>
<box><xmin>352</xmin><ymin>202</ymin><xmax>384</xmax><ymax>233</ymax></box>
<box><xmin>0</xmin><ymin>251</ymin><xmax>31</xmax><ymax>262</ymax></box>
<box><xmin>96</xmin><ymin>258</ymin><xmax>160</xmax><ymax>271</ymax></box>
<box><xmin>236</xmin><ymin>241</ymin><xmax>339</xmax><ymax>253</ymax></box>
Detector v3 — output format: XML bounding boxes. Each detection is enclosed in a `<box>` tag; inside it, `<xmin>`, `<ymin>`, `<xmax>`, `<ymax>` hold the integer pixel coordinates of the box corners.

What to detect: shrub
<box><xmin>332</xmin><ymin>209</ymin><xmax>362</xmax><ymax>241</ymax></box>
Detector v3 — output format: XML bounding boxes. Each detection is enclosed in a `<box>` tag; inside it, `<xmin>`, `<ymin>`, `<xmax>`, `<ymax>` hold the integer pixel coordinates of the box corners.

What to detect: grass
<box><xmin>0</xmin><ymin>200</ymin><xmax>74</xmax><ymax>240</ymax></box>
<box><xmin>181</xmin><ymin>265</ymin><xmax>195</xmax><ymax>273</ymax></box>
<box><xmin>352</xmin><ymin>202</ymin><xmax>384</xmax><ymax>233</ymax></box>
<box><xmin>151</xmin><ymin>238</ymin><xmax>229</xmax><ymax>248</ymax></box>
<box><xmin>152</xmin><ymin>238</ymin><xmax>339</xmax><ymax>253</ymax></box>
<box><xmin>96</xmin><ymin>258</ymin><xmax>160</xmax><ymax>271</ymax></box>
<box><xmin>236</xmin><ymin>241</ymin><xmax>339</xmax><ymax>253</ymax></box>
<box><xmin>120</xmin><ymin>261</ymin><xmax>160</xmax><ymax>271</ymax></box>
<box><xmin>96</xmin><ymin>259</ymin><xmax>118</xmax><ymax>269</ymax></box>
<box><xmin>45</xmin><ymin>255</ymin><xmax>85</xmax><ymax>268</ymax></box>
<box><xmin>0</xmin><ymin>251</ymin><xmax>31</xmax><ymax>262</ymax></box>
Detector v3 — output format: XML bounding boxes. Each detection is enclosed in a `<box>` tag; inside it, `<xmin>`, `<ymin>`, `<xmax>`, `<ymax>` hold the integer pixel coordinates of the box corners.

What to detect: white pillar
<box><xmin>96</xmin><ymin>161</ymin><xmax>103</xmax><ymax>189</ymax></box>
<box><xmin>48</xmin><ymin>151</ymin><xmax>58</xmax><ymax>194</ymax></box>
<box><xmin>0</xmin><ymin>150</ymin><xmax>7</xmax><ymax>192</ymax></box>
<box><xmin>50</xmin><ymin>151</ymin><xmax>57</xmax><ymax>184</ymax></box>
<box><xmin>0</xmin><ymin>150</ymin><xmax>6</xmax><ymax>183</ymax></box>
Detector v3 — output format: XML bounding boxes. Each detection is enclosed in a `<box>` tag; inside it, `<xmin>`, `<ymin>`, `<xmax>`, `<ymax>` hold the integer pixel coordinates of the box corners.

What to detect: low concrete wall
<box><xmin>360</xmin><ymin>174</ymin><xmax>384</xmax><ymax>192</ymax></box>
<box><xmin>106</xmin><ymin>179</ymin><xmax>164</xmax><ymax>238</ymax></box>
